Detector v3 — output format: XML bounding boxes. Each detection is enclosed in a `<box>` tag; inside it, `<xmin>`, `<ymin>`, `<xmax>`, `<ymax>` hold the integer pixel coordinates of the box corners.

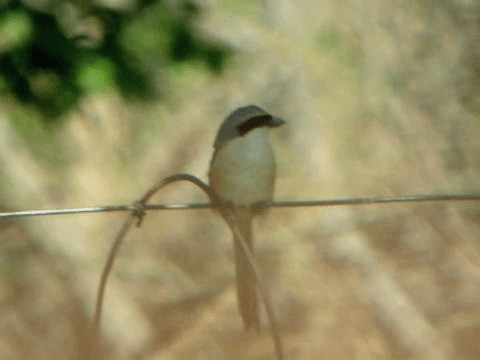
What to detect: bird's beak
<box><xmin>270</xmin><ymin>116</ymin><xmax>286</xmax><ymax>127</ymax></box>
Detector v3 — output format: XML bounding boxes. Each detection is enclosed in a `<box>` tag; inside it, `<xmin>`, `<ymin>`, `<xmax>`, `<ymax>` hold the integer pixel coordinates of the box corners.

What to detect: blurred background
<box><xmin>0</xmin><ymin>0</ymin><xmax>479</xmax><ymax>359</ymax></box>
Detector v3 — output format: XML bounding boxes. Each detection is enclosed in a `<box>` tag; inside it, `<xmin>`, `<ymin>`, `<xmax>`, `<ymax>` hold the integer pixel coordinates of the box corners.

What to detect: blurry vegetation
<box><xmin>1</xmin><ymin>1</ymin><xmax>480</xmax><ymax>359</ymax></box>
<box><xmin>316</xmin><ymin>27</ymin><xmax>363</xmax><ymax>77</ymax></box>
<box><xmin>0</xmin><ymin>0</ymin><xmax>230</xmax><ymax>120</ymax></box>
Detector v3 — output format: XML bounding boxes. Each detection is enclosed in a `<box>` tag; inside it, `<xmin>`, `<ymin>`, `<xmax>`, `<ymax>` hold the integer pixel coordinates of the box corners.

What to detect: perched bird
<box><xmin>209</xmin><ymin>105</ymin><xmax>285</xmax><ymax>330</ymax></box>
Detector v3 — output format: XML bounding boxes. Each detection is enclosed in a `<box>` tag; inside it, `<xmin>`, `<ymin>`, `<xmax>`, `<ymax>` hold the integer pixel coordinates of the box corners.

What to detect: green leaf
<box><xmin>0</xmin><ymin>10</ymin><xmax>33</xmax><ymax>53</ymax></box>
<box><xmin>76</xmin><ymin>55</ymin><xmax>116</xmax><ymax>93</ymax></box>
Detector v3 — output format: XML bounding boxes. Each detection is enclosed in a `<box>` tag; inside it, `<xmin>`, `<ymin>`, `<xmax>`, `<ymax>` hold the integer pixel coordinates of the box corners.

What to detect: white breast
<box><xmin>209</xmin><ymin>128</ymin><xmax>276</xmax><ymax>206</ymax></box>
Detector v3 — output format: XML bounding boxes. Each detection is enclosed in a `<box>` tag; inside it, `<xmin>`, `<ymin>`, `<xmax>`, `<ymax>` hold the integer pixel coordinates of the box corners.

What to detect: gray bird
<box><xmin>209</xmin><ymin>105</ymin><xmax>285</xmax><ymax>330</ymax></box>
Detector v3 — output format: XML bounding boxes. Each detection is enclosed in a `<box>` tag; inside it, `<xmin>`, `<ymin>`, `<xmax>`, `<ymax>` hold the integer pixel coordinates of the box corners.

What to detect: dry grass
<box><xmin>0</xmin><ymin>0</ymin><xmax>479</xmax><ymax>359</ymax></box>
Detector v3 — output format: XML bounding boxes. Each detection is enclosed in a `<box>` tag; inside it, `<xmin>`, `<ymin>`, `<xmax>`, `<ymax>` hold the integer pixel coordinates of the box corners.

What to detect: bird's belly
<box><xmin>209</xmin><ymin>135</ymin><xmax>276</xmax><ymax>206</ymax></box>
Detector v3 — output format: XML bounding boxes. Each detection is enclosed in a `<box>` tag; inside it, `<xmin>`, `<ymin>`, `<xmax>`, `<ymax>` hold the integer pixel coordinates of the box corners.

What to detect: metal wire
<box><xmin>0</xmin><ymin>194</ymin><xmax>478</xmax><ymax>219</ymax></box>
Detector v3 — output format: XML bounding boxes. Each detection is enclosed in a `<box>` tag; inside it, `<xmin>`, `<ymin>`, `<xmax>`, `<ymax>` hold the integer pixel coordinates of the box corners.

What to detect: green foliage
<box><xmin>0</xmin><ymin>0</ymin><xmax>231</xmax><ymax>120</ymax></box>
<box><xmin>75</xmin><ymin>54</ymin><xmax>116</xmax><ymax>92</ymax></box>
<box><xmin>0</xmin><ymin>8</ymin><xmax>33</xmax><ymax>52</ymax></box>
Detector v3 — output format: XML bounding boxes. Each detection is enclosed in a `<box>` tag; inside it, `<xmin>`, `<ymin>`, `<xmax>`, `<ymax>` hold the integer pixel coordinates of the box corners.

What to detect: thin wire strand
<box><xmin>0</xmin><ymin>194</ymin><xmax>479</xmax><ymax>219</ymax></box>
<box><xmin>90</xmin><ymin>173</ymin><xmax>284</xmax><ymax>359</ymax></box>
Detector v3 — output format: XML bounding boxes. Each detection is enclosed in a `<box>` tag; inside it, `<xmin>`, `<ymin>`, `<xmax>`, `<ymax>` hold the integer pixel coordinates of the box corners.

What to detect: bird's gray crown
<box><xmin>213</xmin><ymin>105</ymin><xmax>285</xmax><ymax>150</ymax></box>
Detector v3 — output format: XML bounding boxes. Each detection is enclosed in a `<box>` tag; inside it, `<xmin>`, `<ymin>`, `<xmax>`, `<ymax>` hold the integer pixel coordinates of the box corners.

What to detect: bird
<box><xmin>209</xmin><ymin>105</ymin><xmax>285</xmax><ymax>331</ymax></box>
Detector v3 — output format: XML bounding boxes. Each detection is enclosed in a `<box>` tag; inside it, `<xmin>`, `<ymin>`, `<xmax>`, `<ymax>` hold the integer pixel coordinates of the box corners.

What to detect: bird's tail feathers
<box><xmin>233</xmin><ymin>208</ymin><xmax>260</xmax><ymax>331</ymax></box>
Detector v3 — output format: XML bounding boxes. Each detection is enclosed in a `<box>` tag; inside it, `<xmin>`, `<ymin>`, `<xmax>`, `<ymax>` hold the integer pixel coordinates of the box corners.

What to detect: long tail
<box><xmin>233</xmin><ymin>207</ymin><xmax>259</xmax><ymax>331</ymax></box>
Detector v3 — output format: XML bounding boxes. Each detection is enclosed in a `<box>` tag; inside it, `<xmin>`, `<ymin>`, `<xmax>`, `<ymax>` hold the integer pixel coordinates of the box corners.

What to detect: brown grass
<box><xmin>0</xmin><ymin>0</ymin><xmax>479</xmax><ymax>358</ymax></box>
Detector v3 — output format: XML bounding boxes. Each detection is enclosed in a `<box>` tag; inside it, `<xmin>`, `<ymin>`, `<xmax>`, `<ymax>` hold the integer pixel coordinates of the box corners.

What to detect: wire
<box><xmin>0</xmin><ymin>194</ymin><xmax>478</xmax><ymax>219</ymax></box>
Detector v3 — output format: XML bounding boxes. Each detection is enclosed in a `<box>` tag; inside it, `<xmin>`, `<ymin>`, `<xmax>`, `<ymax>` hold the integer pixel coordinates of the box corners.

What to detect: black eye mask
<box><xmin>236</xmin><ymin>115</ymin><xmax>272</xmax><ymax>136</ymax></box>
